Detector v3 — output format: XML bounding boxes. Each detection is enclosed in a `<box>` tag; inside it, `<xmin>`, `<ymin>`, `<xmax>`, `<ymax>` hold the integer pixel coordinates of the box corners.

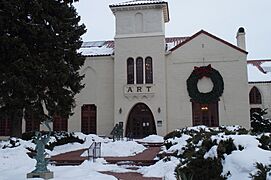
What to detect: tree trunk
<box><xmin>10</xmin><ymin>108</ymin><xmax>23</xmax><ymax>138</ymax></box>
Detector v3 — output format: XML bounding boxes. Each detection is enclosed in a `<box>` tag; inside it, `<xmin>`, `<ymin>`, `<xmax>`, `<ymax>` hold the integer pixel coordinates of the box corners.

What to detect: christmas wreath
<box><xmin>186</xmin><ymin>64</ymin><xmax>224</xmax><ymax>104</ymax></box>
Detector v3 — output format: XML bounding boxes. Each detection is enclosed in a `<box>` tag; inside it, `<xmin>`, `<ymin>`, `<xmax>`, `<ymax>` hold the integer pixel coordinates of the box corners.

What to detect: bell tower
<box><xmin>110</xmin><ymin>0</ymin><xmax>170</xmax><ymax>137</ymax></box>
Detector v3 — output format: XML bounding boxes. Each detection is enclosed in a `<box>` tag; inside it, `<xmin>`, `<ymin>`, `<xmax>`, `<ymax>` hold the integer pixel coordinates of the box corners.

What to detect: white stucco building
<box><xmin>247</xmin><ymin>60</ymin><xmax>271</xmax><ymax>118</ymax></box>
<box><xmin>3</xmin><ymin>0</ymin><xmax>271</xmax><ymax>138</ymax></box>
<box><xmin>65</xmin><ymin>0</ymin><xmax>252</xmax><ymax>138</ymax></box>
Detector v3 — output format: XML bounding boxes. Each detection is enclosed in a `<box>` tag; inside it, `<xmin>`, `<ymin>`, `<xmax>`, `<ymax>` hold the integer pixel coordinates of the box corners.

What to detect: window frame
<box><xmin>145</xmin><ymin>56</ymin><xmax>153</xmax><ymax>84</ymax></box>
<box><xmin>249</xmin><ymin>86</ymin><xmax>262</xmax><ymax>104</ymax></box>
<box><xmin>136</xmin><ymin>57</ymin><xmax>144</xmax><ymax>84</ymax></box>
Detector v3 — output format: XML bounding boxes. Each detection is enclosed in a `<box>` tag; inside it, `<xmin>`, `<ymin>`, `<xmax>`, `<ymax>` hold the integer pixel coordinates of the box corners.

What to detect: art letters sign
<box><xmin>124</xmin><ymin>84</ymin><xmax>155</xmax><ymax>97</ymax></box>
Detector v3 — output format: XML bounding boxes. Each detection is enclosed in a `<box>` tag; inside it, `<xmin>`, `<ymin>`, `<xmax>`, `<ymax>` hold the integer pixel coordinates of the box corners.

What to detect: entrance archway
<box><xmin>126</xmin><ymin>103</ymin><xmax>156</xmax><ymax>139</ymax></box>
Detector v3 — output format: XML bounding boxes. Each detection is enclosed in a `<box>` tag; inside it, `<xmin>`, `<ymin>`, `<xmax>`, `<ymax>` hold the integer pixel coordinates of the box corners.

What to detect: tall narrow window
<box><xmin>145</xmin><ymin>56</ymin><xmax>153</xmax><ymax>84</ymax></box>
<box><xmin>136</xmin><ymin>57</ymin><xmax>143</xmax><ymax>84</ymax></box>
<box><xmin>127</xmin><ymin>58</ymin><xmax>134</xmax><ymax>84</ymax></box>
<box><xmin>249</xmin><ymin>86</ymin><xmax>262</xmax><ymax>104</ymax></box>
<box><xmin>81</xmin><ymin>104</ymin><xmax>97</xmax><ymax>134</ymax></box>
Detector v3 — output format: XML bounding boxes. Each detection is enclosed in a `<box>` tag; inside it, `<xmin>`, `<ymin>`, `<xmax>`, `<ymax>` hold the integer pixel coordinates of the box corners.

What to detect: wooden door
<box><xmin>81</xmin><ymin>104</ymin><xmax>97</xmax><ymax>134</ymax></box>
<box><xmin>25</xmin><ymin>111</ymin><xmax>40</xmax><ymax>132</ymax></box>
<box><xmin>126</xmin><ymin>103</ymin><xmax>156</xmax><ymax>139</ymax></box>
<box><xmin>53</xmin><ymin>115</ymin><xmax>68</xmax><ymax>132</ymax></box>
<box><xmin>192</xmin><ymin>101</ymin><xmax>219</xmax><ymax>127</ymax></box>
<box><xmin>0</xmin><ymin>119</ymin><xmax>11</xmax><ymax>136</ymax></box>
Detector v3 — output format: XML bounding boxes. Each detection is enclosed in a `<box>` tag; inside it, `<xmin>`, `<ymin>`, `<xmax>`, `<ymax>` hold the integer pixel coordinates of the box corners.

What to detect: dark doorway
<box><xmin>53</xmin><ymin>115</ymin><xmax>68</xmax><ymax>132</ymax></box>
<box><xmin>0</xmin><ymin>119</ymin><xmax>11</xmax><ymax>136</ymax></box>
<box><xmin>126</xmin><ymin>103</ymin><xmax>156</xmax><ymax>139</ymax></box>
<box><xmin>81</xmin><ymin>104</ymin><xmax>97</xmax><ymax>134</ymax></box>
<box><xmin>192</xmin><ymin>101</ymin><xmax>219</xmax><ymax>127</ymax></box>
<box><xmin>25</xmin><ymin>112</ymin><xmax>40</xmax><ymax>132</ymax></box>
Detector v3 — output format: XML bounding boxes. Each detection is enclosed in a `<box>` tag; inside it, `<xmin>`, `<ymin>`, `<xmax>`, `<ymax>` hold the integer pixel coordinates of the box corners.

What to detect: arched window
<box><xmin>249</xmin><ymin>86</ymin><xmax>262</xmax><ymax>104</ymax></box>
<box><xmin>135</xmin><ymin>13</ymin><xmax>143</xmax><ymax>33</ymax></box>
<box><xmin>136</xmin><ymin>57</ymin><xmax>143</xmax><ymax>84</ymax></box>
<box><xmin>127</xmin><ymin>58</ymin><xmax>134</xmax><ymax>84</ymax></box>
<box><xmin>145</xmin><ymin>56</ymin><xmax>153</xmax><ymax>84</ymax></box>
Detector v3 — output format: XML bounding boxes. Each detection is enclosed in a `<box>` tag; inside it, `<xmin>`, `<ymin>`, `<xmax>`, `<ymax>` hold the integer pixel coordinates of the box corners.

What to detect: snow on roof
<box><xmin>79</xmin><ymin>41</ymin><xmax>114</xmax><ymax>57</ymax></box>
<box><xmin>80</xmin><ymin>37</ymin><xmax>189</xmax><ymax>57</ymax></box>
<box><xmin>247</xmin><ymin>60</ymin><xmax>271</xmax><ymax>83</ymax></box>
<box><xmin>79</xmin><ymin>40</ymin><xmax>271</xmax><ymax>84</ymax></box>
<box><xmin>110</xmin><ymin>0</ymin><xmax>166</xmax><ymax>7</ymax></box>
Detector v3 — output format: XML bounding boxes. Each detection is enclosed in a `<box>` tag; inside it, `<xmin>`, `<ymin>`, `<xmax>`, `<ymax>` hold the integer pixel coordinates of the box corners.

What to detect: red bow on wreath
<box><xmin>194</xmin><ymin>64</ymin><xmax>212</xmax><ymax>77</ymax></box>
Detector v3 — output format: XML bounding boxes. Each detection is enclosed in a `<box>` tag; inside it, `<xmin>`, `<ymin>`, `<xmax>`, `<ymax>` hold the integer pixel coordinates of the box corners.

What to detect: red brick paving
<box><xmin>105</xmin><ymin>146</ymin><xmax>161</xmax><ymax>165</ymax></box>
<box><xmin>102</xmin><ymin>171</ymin><xmax>162</xmax><ymax>180</ymax></box>
<box><xmin>51</xmin><ymin>148</ymin><xmax>87</xmax><ymax>165</ymax></box>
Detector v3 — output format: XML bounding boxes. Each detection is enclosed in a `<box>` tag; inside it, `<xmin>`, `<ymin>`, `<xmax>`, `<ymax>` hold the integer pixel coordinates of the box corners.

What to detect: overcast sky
<box><xmin>75</xmin><ymin>0</ymin><xmax>271</xmax><ymax>59</ymax></box>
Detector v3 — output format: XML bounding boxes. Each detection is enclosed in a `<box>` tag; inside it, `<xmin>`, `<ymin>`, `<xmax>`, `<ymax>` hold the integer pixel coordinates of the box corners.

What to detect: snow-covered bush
<box><xmin>46</xmin><ymin>131</ymin><xmax>85</xmax><ymax>151</ymax></box>
<box><xmin>250</xmin><ymin>163</ymin><xmax>271</xmax><ymax>180</ymax></box>
<box><xmin>251</xmin><ymin>109</ymin><xmax>271</xmax><ymax>133</ymax></box>
<box><xmin>2</xmin><ymin>137</ymin><xmax>20</xmax><ymax>149</ymax></box>
<box><xmin>162</xmin><ymin>126</ymin><xmax>271</xmax><ymax>180</ymax></box>
<box><xmin>258</xmin><ymin>134</ymin><xmax>271</xmax><ymax>151</ymax></box>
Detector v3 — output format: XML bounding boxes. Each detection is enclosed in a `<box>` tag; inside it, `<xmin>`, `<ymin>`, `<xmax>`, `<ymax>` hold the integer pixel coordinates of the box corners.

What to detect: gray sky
<box><xmin>75</xmin><ymin>0</ymin><xmax>271</xmax><ymax>59</ymax></box>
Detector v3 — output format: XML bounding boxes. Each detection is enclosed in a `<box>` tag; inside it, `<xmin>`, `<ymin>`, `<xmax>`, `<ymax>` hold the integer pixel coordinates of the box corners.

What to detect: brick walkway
<box><xmin>105</xmin><ymin>146</ymin><xmax>161</xmax><ymax>166</ymax></box>
<box><xmin>102</xmin><ymin>172</ymin><xmax>162</xmax><ymax>180</ymax></box>
<box><xmin>51</xmin><ymin>148</ymin><xmax>88</xmax><ymax>165</ymax></box>
<box><xmin>50</xmin><ymin>143</ymin><xmax>163</xmax><ymax>180</ymax></box>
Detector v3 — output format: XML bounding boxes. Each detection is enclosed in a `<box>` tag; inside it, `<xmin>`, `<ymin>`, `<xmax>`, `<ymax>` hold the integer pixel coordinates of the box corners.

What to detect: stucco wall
<box><xmin>114</xmin><ymin>8</ymin><xmax>165</xmax><ymax>37</ymax></box>
<box><xmin>166</xmin><ymin>33</ymin><xmax>250</xmax><ymax>131</ymax></box>
<box><xmin>248</xmin><ymin>83</ymin><xmax>271</xmax><ymax>118</ymax></box>
<box><xmin>114</xmin><ymin>35</ymin><xmax>168</xmax><ymax>136</ymax></box>
<box><xmin>69</xmin><ymin>56</ymin><xmax>114</xmax><ymax>136</ymax></box>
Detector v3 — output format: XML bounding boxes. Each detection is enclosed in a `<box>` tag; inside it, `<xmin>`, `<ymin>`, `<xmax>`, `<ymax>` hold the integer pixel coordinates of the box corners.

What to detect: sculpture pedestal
<box><xmin>27</xmin><ymin>171</ymin><xmax>54</xmax><ymax>179</ymax></box>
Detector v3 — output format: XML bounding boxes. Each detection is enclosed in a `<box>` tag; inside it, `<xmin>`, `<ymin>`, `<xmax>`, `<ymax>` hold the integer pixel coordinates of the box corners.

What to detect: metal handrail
<box><xmin>87</xmin><ymin>142</ymin><xmax>101</xmax><ymax>162</ymax></box>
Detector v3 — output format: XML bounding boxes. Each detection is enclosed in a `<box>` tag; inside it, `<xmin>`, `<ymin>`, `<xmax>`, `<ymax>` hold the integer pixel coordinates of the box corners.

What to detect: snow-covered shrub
<box><xmin>217</xmin><ymin>138</ymin><xmax>237</xmax><ymax>160</ymax></box>
<box><xmin>164</xmin><ymin>130</ymin><xmax>182</xmax><ymax>140</ymax></box>
<box><xmin>22</xmin><ymin>131</ymin><xmax>85</xmax><ymax>151</ymax></box>
<box><xmin>176</xmin><ymin>157</ymin><xmax>227</xmax><ymax>180</ymax></box>
<box><xmin>250</xmin><ymin>163</ymin><xmax>271</xmax><ymax>180</ymax></box>
<box><xmin>258</xmin><ymin>134</ymin><xmax>271</xmax><ymax>151</ymax></box>
<box><xmin>2</xmin><ymin>137</ymin><xmax>20</xmax><ymax>149</ymax></box>
<box><xmin>46</xmin><ymin>131</ymin><xmax>85</xmax><ymax>151</ymax></box>
<box><xmin>251</xmin><ymin>109</ymin><xmax>271</xmax><ymax>133</ymax></box>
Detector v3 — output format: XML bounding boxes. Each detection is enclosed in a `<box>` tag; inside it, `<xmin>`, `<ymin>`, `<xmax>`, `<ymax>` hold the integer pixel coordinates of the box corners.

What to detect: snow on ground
<box><xmin>49</xmin><ymin>133</ymin><xmax>146</xmax><ymax>157</ymax></box>
<box><xmin>48</xmin><ymin>164</ymin><xmax>117</xmax><ymax>180</ymax></box>
<box><xmin>101</xmin><ymin>141</ymin><xmax>146</xmax><ymax>157</ymax></box>
<box><xmin>0</xmin><ymin>134</ymin><xmax>145</xmax><ymax>180</ymax></box>
<box><xmin>165</xmin><ymin>134</ymin><xmax>191</xmax><ymax>155</ymax></box>
<box><xmin>137</xmin><ymin>135</ymin><xmax>164</xmax><ymax>143</ymax></box>
<box><xmin>267</xmin><ymin>170</ymin><xmax>271</xmax><ymax>180</ymax></box>
<box><xmin>0</xmin><ymin>140</ymin><xmax>36</xmax><ymax>180</ymax></box>
<box><xmin>1</xmin><ymin>130</ymin><xmax>271</xmax><ymax>180</ymax></box>
<box><xmin>138</xmin><ymin>156</ymin><xmax>180</xmax><ymax>180</ymax></box>
<box><xmin>223</xmin><ymin>147</ymin><xmax>271</xmax><ymax>180</ymax></box>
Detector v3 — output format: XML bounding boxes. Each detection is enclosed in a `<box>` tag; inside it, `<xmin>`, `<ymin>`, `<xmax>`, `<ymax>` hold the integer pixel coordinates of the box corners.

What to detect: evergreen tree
<box><xmin>251</xmin><ymin>109</ymin><xmax>271</xmax><ymax>133</ymax></box>
<box><xmin>0</xmin><ymin>0</ymin><xmax>86</xmax><ymax>137</ymax></box>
